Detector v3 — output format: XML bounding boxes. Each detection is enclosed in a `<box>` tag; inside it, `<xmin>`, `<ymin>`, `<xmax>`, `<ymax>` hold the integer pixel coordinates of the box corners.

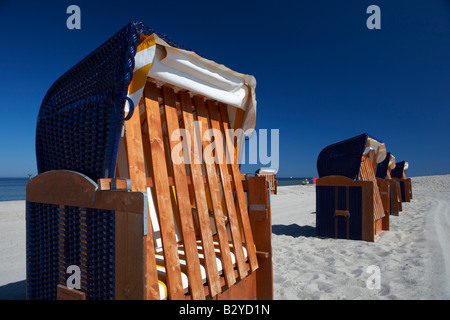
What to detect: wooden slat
<box><xmin>232</xmin><ymin>107</ymin><xmax>246</xmax><ymax>159</ymax></box>
<box><xmin>141</xmin><ymin>128</ymin><xmax>173</xmax><ymax>286</ymax></box>
<box><xmin>144</xmin><ymin>82</ymin><xmax>184</xmax><ymax>300</ymax></box>
<box><xmin>378</xmin><ymin>179</ymin><xmax>390</xmax><ymax>231</ymax></box>
<box><xmin>206</xmin><ymin>100</ymin><xmax>249</xmax><ymax>278</ymax></box>
<box><xmin>155</xmin><ymin>254</ymin><xmax>206</xmax><ymax>286</ymax></box>
<box><xmin>161</xmin><ymin>86</ymin><xmax>205</xmax><ymax>300</ymax></box>
<box><xmin>115</xmin><ymin>210</ymin><xmax>145</xmax><ymax>300</ymax></box>
<box><xmin>145</xmin><ymin>174</ymin><xmax>235</xmax><ymax>187</ymax></box>
<box><xmin>247</xmin><ymin>176</ymin><xmax>273</xmax><ymax>300</ymax></box>
<box><xmin>124</xmin><ymin>95</ymin><xmax>160</xmax><ymax>300</ymax></box>
<box><xmin>194</xmin><ymin>96</ymin><xmax>236</xmax><ymax>287</ymax></box>
<box><xmin>396</xmin><ymin>181</ymin><xmax>403</xmax><ymax>210</ymax></box>
<box><xmin>97</xmin><ymin>178</ymin><xmax>130</xmax><ymax>191</ymax></box>
<box><xmin>387</xmin><ymin>179</ymin><xmax>399</xmax><ymax>215</ymax></box>
<box><xmin>360</xmin><ymin>156</ymin><xmax>384</xmax><ymax>221</ymax></box>
<box><xmin>218</xmin><ymin>103</ymin><xmax>259</xmax><ymax>272</ymax></box>
<box><xmin>115</xmin><ymin>137</ymin><xmax>130</xmax><ymax>179</ymax></box>
<box><xmin>159</xmin><ymin>92</ymin><xmax>185</xmax><ymax>241</ymax></box>
<box><xmin>124</xmin><ymin>106</ymin><xmax>147</xmax><ymax>192</ymax></box>
<box><xmin>179</xmin><ymin>91</ymin><xmax>221</xmax><ymax>297</ymax></box>
<box><xmin>361</xmin><ymin>181</ymin><xmax>375</xmax><ymax>242</ymax></box>
<box><xmin>377</xmin><ymin>178</ymin><xmax>390</xmax><ymax>216</ymax></box>
<box><xmin>178</xmin><ymin>242</ymin><xmax>246</xmax><ymax>266</ymax></box>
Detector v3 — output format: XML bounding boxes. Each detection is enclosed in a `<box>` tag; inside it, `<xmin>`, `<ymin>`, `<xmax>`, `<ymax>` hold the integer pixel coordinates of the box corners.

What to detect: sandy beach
<box><xmin>271</xmin><ymin>174</ymin><xmax>450</xmax><ymax>299</ymax></box>
<box><xmin>1</xmin><ymin>175</ymin><xmax>449</xmax><ymax>300</ymax></box>
<box><xmin>0</xmin><ymin>200</ymin><xmax>26</xmax><ymax>299</ymax></box>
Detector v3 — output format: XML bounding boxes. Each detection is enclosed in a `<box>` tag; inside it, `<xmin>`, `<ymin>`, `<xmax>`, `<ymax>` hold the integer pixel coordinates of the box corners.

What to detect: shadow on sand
<box><xmin>272</xmin><ymin>224</ymin><xmax>317</xmax><ymax>238</ymax></box>
<box><xmin>0</xmin><ymin>280</ymin><xmax>26</xmax><ymax>300</ymax></box>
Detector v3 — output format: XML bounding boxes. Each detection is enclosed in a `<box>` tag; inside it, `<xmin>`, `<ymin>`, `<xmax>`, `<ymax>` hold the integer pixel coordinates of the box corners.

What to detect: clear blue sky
<box><xmin>0</xmin><ymin>0</ymin><xmax>449</xmax><ymax>178</ymax></box>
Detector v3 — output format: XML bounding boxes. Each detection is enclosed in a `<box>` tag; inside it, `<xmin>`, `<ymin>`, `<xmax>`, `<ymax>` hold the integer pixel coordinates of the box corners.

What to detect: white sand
<box><xmin>271</xmin><ymin>174</ymin><xmax>450</xmax><ymax>299</ymax></box>
<box><xmin>0</xmin><ymin>175</ymin><xmax>449</xmax><ymax>300</ymax></box>
<box><xmin>0</xmin><ymin>201</ymin><xmax>26</xmax><ymax>299</ymax></box>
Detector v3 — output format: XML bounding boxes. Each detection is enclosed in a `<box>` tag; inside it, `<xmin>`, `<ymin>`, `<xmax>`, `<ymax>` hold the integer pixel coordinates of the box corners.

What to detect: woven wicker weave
<box><xmin>28</xmin><ymin>22</ymin><xmax>187</xmax><ymax>300</ymax></box>
<box><xmin>35</xmin><ymin>21</ymin><xmax>191</xmax><ymax>181</ymax></box>
<box><xmin>26</xmin><ymin>202</ymin><xmax>59</xmax><ymax>299</ymax></box>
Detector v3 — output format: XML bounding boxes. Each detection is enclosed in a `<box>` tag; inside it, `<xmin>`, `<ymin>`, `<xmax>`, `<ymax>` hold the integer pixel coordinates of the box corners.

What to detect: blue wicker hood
<box><xmin>35</xmin><ymin>22</ymin><xmax>186</xmax><ymax>180</ymax></box>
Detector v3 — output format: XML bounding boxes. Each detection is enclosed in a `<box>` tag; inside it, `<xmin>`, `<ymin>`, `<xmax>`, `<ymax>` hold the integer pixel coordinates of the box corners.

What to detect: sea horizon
<box><xmin>276</xmin><ymin>177</ymin><xmax>313</xmax><ymax>186</ymax></box>
<box><xmin>0</xmin><ymin>176</ymin><xmax>313</xmax><ymax>201</ymax></box>
<box><xmin>0</xmin><ymin>177</ymin><xmax>29</xmax><ymax>201</ymax></box>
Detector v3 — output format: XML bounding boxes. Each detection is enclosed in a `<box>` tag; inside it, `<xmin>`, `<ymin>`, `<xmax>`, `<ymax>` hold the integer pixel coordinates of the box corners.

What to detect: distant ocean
<box><xmin>0</xmin><ymin>178</ymin><xmax>29</xmax><ymax>201</ymax></box>
<box><xmin>277</xmin><ymin>177</ymin><xmax>313</xmax><ymax>186</ymax></box>
<box><xmin>0</xmin><ymin>176</ymin><xmax>314</xmax><ymax>201</ymax></box>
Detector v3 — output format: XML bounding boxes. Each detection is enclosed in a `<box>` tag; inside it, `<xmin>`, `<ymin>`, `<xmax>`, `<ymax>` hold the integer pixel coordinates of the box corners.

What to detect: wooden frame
<box><xmin>390</xmin><ymin>161</ymin><xmax>412</xmax><ymax>203</ymax></box>
<box><xmin>258</xmin><ymin>173</ymin><xmax>277</xmax><ymax>195</ymax></box>
<box><xmin>316</xmin><ymin>150</ymin><xmax>389</xmax><ymax>242</ymax></box>
<box><xmin>405</xmin><ymin>178</ymin><xmax>412</xmax><ymax>201</ymax></box>
<box><xmin>376</xmin><ymin>178</ymin><xmax>390</xmax><ymax>229</ymax></box>
<box><xmin>317</xmin><ymin>176</ymin><xmax>381</xmax><ymax>242</ymax></box>
<box><xmin>27</xmin><ymin>171</ymin><xmax>272</xmax><ymax>300</ymax></box>
<box><xmin>376</xmin><ymin>167</ymin><xmax>402</xmax><ymax>216</ymax></box>
<box><xmin>246</xmin><ymin>176</ymin><xmax>273</xmax><ymax>299</ymax></box>
<box><xmin>26</xmin><ymin>170</ymin><xmax>148</xmax><ymax>300</ymax></box>
<box><xmin>392</xmin><ymin>178</ymin><xmax>412</xmax><ymax>202</ymax></box>
<box><xmin>379</xmin><ymin>178</ymin><xmax>402</xmax><ymax>215</ymax></box>
<box><xmin>27</xmin><ymin>80</ymin><xmax>273</xmax><ymax>300</ymax></box>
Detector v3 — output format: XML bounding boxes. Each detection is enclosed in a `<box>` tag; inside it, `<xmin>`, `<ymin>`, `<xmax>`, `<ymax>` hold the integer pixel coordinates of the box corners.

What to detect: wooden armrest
<box><xmin>335</xmin><ymin>210</ymin><xmax>350</xmax><ymax>217</ymax></box>
<box><xmin>57</xmin><ymin>284</ymin><xmax>86</xmax><ymax>300</ymax></box>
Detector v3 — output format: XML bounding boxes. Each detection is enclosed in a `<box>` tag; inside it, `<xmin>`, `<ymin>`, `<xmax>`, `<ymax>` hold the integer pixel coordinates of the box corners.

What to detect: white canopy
<box><xmin>125</xmin><ymin>33</ymin><xmax>257</xmax><ymax>137</ymax></box>
<box><xmin>363</xmin><ymin>137</ymin><xmax>387</xmax><ymax>164</ymax></box>
<box><xmin>388</xmin><ymin>154</ymin><xmax>396</xmax><ymax>170</ymax></box>
<box><xmin>258</xmin><ymin>168</ymin><xmax>278</xmax><ymax>175</ymax></box>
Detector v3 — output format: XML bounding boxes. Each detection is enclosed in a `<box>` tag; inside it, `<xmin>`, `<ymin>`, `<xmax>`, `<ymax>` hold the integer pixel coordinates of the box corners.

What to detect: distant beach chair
<box><xmin>315</xmin><ymin>133</ymin><xmax>389</xmax><ymax>242</ymax></box>
<box><xmin>256</xmin><ymin>168</ymin><xmax>278</xmax><ymax>194</ymax></box>
<box><xmin>375</xmin><ymin>152</ymin><xmax>402</xmax><ymax>215</ymax></box>
<box><xmin>390</xmin><ymin>161</ymin><xmax>412</xmax><ymax>202</ymax></box>
<box><xmin>26</xmin><ymin>21</ymin><xmax>273</xmax><ymax>300</ymax></box>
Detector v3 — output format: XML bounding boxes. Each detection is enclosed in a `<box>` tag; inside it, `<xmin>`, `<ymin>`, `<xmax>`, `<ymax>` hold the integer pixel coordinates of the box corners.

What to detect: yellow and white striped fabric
<box><xmin>125</xmin><ymin>34</ymin><xmax>157</xmax><ymax>113</ymax></box>
<box><xmin>404</xmin><ymin>161</ymin><xmax>409</xmax><ymax>171</ymax></box>
<box><xmin>388</xmin><ymin>154</ymin><xmax>396</xmax><ymax>170</ymax></box>
<box><xmin>124</xmin><ymin>33</ymin><xmax>257</xmax><ymax>139</ymax></box>
<box><xmin>363</xmin><ymin>136</ymin><xmax>387</xmax><ymax>164</ymax></box>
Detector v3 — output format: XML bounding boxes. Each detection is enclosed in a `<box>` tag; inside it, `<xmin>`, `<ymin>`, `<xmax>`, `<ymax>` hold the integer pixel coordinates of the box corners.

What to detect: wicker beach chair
<box><xmin>256</xmin><ymin>168</ymin><xmax>278</xmax><ymax>195</ymax></box>
<box><xmin>315</xmin><ymin>133</ymin><xmax>389</xmax><ymax>242</ymax></box>
<box><xmin>26</xmin><ymin>21</ymin><xmax>273</xmax><ymax>300</ymax></box>
<box><xmin>375</xmin><ymin>153</ymin><xmax>402</xmax><ymax>215</ymax></box>
<box><xmin>390</xmin><ymin>161</ymin><xmax>412</xmax><ymax>202</ymax></box>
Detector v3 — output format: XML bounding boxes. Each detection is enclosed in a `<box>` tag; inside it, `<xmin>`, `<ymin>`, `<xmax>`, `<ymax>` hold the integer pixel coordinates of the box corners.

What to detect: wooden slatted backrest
<box><xmin>259</xmin><ymin>174</ymin><xmax>276</xmax><ymax>194</ymax></box>
<box><xmin>386</xmin><ymin>168</ymin><xmax>392</xmax><ymax>179</ymax></box>
<box><xmin>119</xmin><ymin>80</ymin><xmax>258</xmax><ymax>299</ymax></box>
<box><xmin>359</xmin><ymin>154</ymin><xmax>385</xmax><ymax>221</ymax></box>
